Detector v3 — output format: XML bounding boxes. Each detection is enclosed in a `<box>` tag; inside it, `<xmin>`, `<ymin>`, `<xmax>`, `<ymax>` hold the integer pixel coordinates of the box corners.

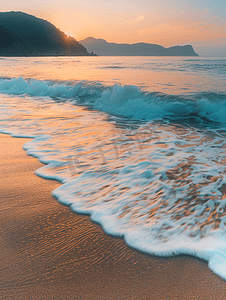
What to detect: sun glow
<box><xmin>65</xmin><ymin>32</ymin><xmax>75</xmax><ymax>38</ymax></box>
<box><xmin>1</xmin><ymin>0</ymin><xmax>225</xmax><ymax>55</ymax></box>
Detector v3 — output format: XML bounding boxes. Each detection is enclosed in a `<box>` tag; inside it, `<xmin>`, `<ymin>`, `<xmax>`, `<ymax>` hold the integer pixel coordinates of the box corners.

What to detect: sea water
<box><xmin>1</xmin><ymin>56</ymin><xmax>226</xmax><ymax>280</ymax></box>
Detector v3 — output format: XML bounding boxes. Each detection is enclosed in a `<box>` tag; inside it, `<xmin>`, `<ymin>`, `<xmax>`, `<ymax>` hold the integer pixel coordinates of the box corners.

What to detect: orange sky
<box><xmin>1</xmin><ymin>0</ymin><xmax>226</xmax><ymax>56</ymax></box>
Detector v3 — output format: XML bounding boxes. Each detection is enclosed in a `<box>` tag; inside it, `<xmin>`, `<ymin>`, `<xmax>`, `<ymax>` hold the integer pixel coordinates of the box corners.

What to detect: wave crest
<box><xmin>0</xmin><ymin>77</ymin><xmax>226</xmax><ymax>123</ymax></box>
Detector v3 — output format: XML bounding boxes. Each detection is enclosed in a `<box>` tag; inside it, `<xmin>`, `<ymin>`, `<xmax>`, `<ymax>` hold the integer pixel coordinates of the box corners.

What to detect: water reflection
<box><xmin>0</xmin><ymin>57</ymin><xmax>225</xmax><ymax>94</ymax></box>
<box><xmin>1</xmin><ymin>93</ymin><xmax>226</xmax><ymax>242</ymax></box>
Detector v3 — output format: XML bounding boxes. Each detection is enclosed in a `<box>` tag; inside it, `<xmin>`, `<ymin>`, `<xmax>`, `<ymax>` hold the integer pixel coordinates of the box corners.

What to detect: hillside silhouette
<box><xmin>0</xmin><ymin>12</ymin><xmax>90</xmax><ymax>56</ymax></box>
<box><xmin>80</xmin><ymin>37</ymin><xmax>199</xmax><ymax>56</ymax></box>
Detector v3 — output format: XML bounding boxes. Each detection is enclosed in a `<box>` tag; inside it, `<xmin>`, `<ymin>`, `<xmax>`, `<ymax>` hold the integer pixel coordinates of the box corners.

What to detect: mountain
<box><xmin>0</xmin><ymin>11</ymin><xmax>91</xmax><ymax>56</ymax></box>
<box><xmin>80</xmin><ymin>37</ymin><xmax>199</xmax><ymax>56</ymax></box>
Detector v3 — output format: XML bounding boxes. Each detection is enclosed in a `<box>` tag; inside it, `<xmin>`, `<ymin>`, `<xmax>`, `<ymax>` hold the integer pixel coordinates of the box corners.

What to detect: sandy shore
<box><xmin>1</xmin><ymin>133</ymin><xmax>226</xmax><ymax>299</ymax></box>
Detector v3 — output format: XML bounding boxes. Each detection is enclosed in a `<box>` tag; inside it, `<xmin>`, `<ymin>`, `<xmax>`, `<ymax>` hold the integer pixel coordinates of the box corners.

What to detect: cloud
<box><xmin>129</xmin><ymin>14</ymin><xmax>145</xmax><ymax>25</ymax></box>
<box><xmin>136</xmin><ymin>15</ymin><xmax>145</xmax><ymax>22</ymax></box>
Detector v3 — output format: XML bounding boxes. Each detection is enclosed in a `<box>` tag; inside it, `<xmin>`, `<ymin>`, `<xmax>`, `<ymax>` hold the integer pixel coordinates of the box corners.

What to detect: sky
<box><xmin>1</xmin><ymin>0</ymin><xmax>226</xmax><ymax>56</ymax></box>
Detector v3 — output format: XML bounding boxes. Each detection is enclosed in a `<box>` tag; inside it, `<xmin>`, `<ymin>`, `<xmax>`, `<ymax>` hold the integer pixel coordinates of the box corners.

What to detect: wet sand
<box><xmin>1</xmin><ymin>133</ymin><xmax>226</xmax><ymax>300</ymax></box>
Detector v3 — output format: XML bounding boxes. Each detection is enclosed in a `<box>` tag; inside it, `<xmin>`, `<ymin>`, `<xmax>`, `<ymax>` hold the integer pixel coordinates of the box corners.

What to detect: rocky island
<box><xmin>80</xmin><ymin>37</ymin><xmax>199</xmax><ymax>56</ymax></box>
<box><xmin>0</xmin><ymin>11</ymin><xmax>90</xmax><ymax>56</ymax></box>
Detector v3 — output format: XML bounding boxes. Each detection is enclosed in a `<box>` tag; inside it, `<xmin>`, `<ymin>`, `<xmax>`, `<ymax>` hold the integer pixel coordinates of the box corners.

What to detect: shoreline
<box><xmin>1</xmin><ymin>133</ymin><xmax>226</xmax><ymax>299</ymax></box>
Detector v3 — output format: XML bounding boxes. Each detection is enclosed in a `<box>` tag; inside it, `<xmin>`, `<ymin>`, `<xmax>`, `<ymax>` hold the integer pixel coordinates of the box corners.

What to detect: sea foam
<box><xmin>1</xmin><ymin>76</ymin><xmax>226</xmax><ymax>281</ymax></box>
<box><xmin>0</xmin><ymin>77</ymin><xmax>226</xmax><ymax>123</ymax></box>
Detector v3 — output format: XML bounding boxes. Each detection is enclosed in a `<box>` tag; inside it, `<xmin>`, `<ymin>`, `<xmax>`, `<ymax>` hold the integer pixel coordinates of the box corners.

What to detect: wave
<box><xmin>102</xmin><ymin>65</ymin><xmax>127</xmax><ymax>69</ymax></box>
<box><xmin>1</xmin><ymin>75</ymin><xmax>226</xmax><ymax>281</ymax></box>
<box><xmin>0</xmin><ymin>77</ymin><xmax>226</xmax><ymax>123</ymax></box>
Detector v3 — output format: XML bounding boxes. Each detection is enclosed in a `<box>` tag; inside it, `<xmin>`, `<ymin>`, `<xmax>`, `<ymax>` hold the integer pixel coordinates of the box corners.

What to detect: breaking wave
<box><xmin>0</xmin><ymin>76</ymin><xmax>226</xmax><ymax>123</ymax></box>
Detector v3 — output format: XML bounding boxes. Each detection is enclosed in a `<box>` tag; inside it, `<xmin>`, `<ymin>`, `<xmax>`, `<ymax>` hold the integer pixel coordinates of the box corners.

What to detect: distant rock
<box><xmin>80</xmin><ymin>37</ymin><xmax>199</xmax><ymax>56</ymax></box>
<box><xmin>0</xmin><ymin>11</ymin><xmax>92</xmax><ymax>56</ymax></box>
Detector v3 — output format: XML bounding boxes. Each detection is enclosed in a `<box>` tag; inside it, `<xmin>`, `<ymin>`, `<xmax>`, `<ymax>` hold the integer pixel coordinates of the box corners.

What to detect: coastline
<box><xmin>1</xmin><ymin>133</ymin><xmax>226</xmax><ymax>299</ymax></box>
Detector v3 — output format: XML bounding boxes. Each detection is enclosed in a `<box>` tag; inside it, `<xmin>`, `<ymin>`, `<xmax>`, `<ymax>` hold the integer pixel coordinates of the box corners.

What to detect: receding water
<box><xmin>1</xmin><ymin>56</ymin><xmax>226</xmax><ymax>280</ymax></box>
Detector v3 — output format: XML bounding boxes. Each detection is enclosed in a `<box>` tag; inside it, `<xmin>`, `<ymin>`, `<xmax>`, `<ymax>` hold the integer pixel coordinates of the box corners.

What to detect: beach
<box><xmin>1</xmin><ymin>132</ymin><xmax>226</xmax><ymax>299</ymax></box>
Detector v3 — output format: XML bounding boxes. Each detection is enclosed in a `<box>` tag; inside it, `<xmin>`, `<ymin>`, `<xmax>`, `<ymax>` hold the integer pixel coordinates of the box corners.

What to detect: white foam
<box><xmin>0</xmin><ymin>77</ymin><xmax>226</xmax><ymax>123</ymax></box>
<box><xmin>1</xmin><ymin>79</ymin><xmax>226</xmax><ymax>281</ymax></box>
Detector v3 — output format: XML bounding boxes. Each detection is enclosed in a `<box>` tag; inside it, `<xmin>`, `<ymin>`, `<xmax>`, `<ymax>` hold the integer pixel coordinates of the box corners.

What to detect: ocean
<box><xmin>1</xmin><ymin>56</ymin><xmax>226</xmax><ymax>280</ymax></box>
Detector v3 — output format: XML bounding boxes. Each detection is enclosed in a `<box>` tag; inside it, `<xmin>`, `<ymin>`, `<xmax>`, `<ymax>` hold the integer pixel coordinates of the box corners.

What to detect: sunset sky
<box><xmin>1</xmin><ymin>0</ymin><xmax>226</xmax><ymax>56</ymax></box>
